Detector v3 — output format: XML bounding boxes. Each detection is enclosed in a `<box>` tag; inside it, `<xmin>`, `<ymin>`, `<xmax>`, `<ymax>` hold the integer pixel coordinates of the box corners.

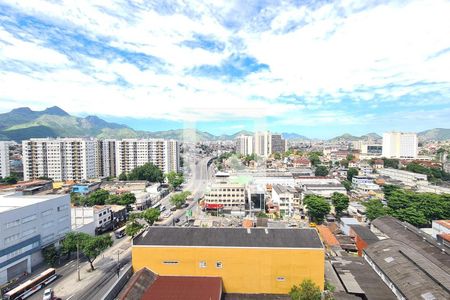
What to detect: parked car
<box><xmin>43</xmin><ymin>288</ymin><xmax>53</xmax><ymax>300</ymax></box>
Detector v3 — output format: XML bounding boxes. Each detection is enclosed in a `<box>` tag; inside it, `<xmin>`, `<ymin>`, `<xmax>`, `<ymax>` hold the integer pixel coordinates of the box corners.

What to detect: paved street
<box><xmin>27</xmin><ymin>236</ymin><xmax>131</xmax><ymax>300</ymax></box>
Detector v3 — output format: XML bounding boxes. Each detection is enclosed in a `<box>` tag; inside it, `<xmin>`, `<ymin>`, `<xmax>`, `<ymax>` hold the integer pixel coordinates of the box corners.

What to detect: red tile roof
<box><xmin>317</xmin><ymin>225</ymin><xmax>340</xmax><ymax>246</ymax></box>
<box><xmin>142</xmin><ymin>276</ymin><xmax>222</xmax><ymax>300</ymax></box>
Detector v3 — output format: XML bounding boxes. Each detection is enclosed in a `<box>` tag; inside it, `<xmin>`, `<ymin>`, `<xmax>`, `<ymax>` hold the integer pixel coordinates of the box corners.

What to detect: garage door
<box><xmin>7</xmin><ymin>260</ymin><xmax>27</xmax><ymax>281</ymax></box>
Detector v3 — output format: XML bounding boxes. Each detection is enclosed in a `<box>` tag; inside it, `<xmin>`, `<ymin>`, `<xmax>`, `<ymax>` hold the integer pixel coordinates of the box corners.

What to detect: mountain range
<box><xmin>0</xmin><ymin>106</ymin><xmax>449</xmax><ymax>142</ymax></box>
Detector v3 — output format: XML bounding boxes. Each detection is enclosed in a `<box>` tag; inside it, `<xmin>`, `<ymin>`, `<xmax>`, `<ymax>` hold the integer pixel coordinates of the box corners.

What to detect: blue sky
<box><xmin>0</xmin><ymin>0</ymin><xmax>450</xmax><ymax>138</ymax></box>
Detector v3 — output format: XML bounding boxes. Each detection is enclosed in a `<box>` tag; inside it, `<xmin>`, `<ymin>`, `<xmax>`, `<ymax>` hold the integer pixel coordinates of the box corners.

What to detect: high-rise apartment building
<box><xmin>235</xmin><ymin>135</ymin><xmax>253</xmax><ymax>156</ymax></box>
<box><xmin>97</xmin><ymin>139</ymin><xmax>117</xmax><ymax>178</ymax></box>
<box><xmin>0</xmin><ymin>141</ymin><xmax>11</xmax><ymax>179</ymax></box>
<box><xmin>115</xmin><ymin>139</ymin><xmax>179</xmax><ymax>175</ymax></box>
<box><xmin>382</xmin><ymin>132</ymin><xmax>418</xmax><ymax>159</ymax></box>
<box><xmin>22</xmin><ymin>138</ymin><xmax>97</xmax><ymax>181</ymax></box>
<box><xmin>251</xmin><ymin>131</ymin><xmax>286</xmax><ymax>157</ymax></box>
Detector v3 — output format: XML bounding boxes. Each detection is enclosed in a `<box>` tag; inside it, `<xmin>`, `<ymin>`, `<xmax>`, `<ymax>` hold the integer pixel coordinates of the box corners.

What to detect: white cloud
<box><xmin>0</xmin><ymin>0</ymin><xmax>450</xmax><ymax>129</ymax></box>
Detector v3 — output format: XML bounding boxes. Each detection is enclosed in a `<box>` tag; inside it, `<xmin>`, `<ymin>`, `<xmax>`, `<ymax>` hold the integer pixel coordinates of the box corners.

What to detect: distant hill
<box><xmin>328</xmin><ymin>132</ymin><xmax>382</xmax><ymax>142</ymax></box>
<box><xmin>418</xmin><ymin>128</ymin><xmax>450</xmax><ymax>141</ymax></box>
<box><xmin>282</xmin><ymin>132</ymin><xmax>310</xmax><ymax>140</ymax></box>
<box><xmin>0</xmin><ymin>106</ymin><xmax>132</xmax><ymax>141</ymax></box>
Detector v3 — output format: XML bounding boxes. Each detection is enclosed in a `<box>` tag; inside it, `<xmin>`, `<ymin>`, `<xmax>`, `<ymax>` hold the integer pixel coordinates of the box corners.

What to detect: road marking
<box><xmin>66</xmin><ymin>294</ymin><xmax>75</xmax><ymax>300</ymax></box>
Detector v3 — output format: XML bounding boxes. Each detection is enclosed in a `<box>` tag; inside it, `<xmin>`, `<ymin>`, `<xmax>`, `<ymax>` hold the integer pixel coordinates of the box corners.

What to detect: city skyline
<box><xmin>1</xmin><ymin>0</ymin><xmax>450</xmax><ymax>137</ymax></box>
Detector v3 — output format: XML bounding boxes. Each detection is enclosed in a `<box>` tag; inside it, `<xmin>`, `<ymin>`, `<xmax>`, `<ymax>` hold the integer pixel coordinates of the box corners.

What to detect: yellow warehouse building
<box><xmin>132</xmin><ymin>227</ymin><xmax>324</xmax><ymax>295</ymax></box>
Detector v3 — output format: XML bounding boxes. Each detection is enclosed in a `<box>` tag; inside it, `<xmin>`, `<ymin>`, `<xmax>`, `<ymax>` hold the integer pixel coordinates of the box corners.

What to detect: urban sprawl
<box><xmin>0</xmin><ymin>131</ymin><xmax>449</xmax><ymax>300</ymax></box>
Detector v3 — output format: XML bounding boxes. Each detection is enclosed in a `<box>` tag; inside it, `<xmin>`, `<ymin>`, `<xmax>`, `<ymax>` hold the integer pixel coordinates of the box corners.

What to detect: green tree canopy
<box><xmin>125</xmin><ymin>221</ymin><xmax>144</xmax><ymax>237</ymax></box>
<box><xmin>308</xmin><ymin>152</ymin><xmax>322</xmax><ymax>166</ymax></box>
<box><xmin>86</xmin><ymin>189</ymin><xmax>110</xmax><ymax>206</ymax></box>
<box><xmin>314</xmin><ymin>165</ymin><xmax>329</xmax><ymax>176</ymax></box>
<box><xmin>289</xmin><ymin>279</ymin><xmax>321</xmax><ymax>300</ymax></box>
<box><xmin>331</xmin><ymin>192</ymin><xmax>349</xmax><ymax>216</ymax></box>
<box><xmin>81</xmin><ymin>234</ymin><xmax>113</xmax><ymax>271</ymax></box>
<box><xmin>382</xmin><ymin>158</ymin><xmax>399</xmax><ymax>169</ymax></box>
<box><xmin>127</xmin><ymin>163</ymin><xmax>164</xmax><ymax>182</ymax></box>
<box><xmin>364</xmin><ymin>199</ymin><xmax>388</xmax><ymax>221</ymax></box>
<box><xmin>340</xmin><ymin>159</ymin><xmax>349</xmax><ymax>168</ymax></box>
<box><xmin>170</xmin><ymin>191</ymin><xmax>191</xmax><ymax>208</ymax></box>
<box><xmin>166</xmin><ymin>171</ymin><xmax>184</xmax><ymax>190</ymax></box>
<box><xmin>304</xmin><ymin>195</ymin><xmax>330</xmax><ymax>223</ymax></box>
<box><xmin>106</xmin><ymin>192</ymin><xmax>136</xmax><ymax>206</ymax></box>
<box><xmin>141</xmin><ymin>208</ymin><xmax>161</xmax><ymax>225</ymax></box>
<box><xmin>342</xmin><ymin>180</ymin><xmax>352</xmax><ymax>192</ymax></box>
<box><xmin>347</xmin><ymin>168</ymin><xmax>358</xmax><ymax>181</ymax></box>
<box><xmin>118</xmin><ymin>172</ymin><xmax>128</xmax><ymax>181</ymax></box>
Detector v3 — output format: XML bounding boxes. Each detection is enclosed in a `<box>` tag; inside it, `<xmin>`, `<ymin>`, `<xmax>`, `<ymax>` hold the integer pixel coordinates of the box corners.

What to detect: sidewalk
<box><xmin>53</xmin><ymin>237</ymin><xmax>132</xmax><ymax>299</ymax></box>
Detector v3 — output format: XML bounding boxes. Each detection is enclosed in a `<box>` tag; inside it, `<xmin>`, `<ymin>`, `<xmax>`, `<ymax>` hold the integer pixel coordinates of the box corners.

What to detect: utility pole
<box><xmin>116</xmin><ymin>250</ymin><xmax>121</xmax><ymax>278</ymax></box>
<box><xmin>76</xmin><ymin>241</ymin><xmax>80</xmax><ymax>281</ymax></box>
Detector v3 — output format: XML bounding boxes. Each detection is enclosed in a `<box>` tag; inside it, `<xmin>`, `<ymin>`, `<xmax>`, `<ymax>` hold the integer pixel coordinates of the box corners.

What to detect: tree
<box><xmin>346</xmin><ymin>154</ymin><xmax>355</xmax><ymax>162</ymax></box>
<box><xmin>0</xmin><ymin>175</ymin><xmax>18</xmax><ymax>184</ymax></box>
<box><xmin>42</xmin><ymin>245</ymin><xmax>58</xmax><ymax>267</ymax></box>
<box><xmin>106</xmin><ymin>193</ymin><xmax>136</xmax><ymax>206</ymax></box>
<box><xmin>382</xmin><ymin>158</ymin><xmax>399</xmax><ymax>169</ymax></box>
<box><xmin>170</xmin><ymin>191</ymin><xmax>191</xmax><ymax>208</ymax></box>
<box><xmin>127</xmin><ymin>163</ymin><xmax>164</xmax><ymax>182</ymax></box>
<box><xmin>70</xmin><ymin>192</ymin><xmax>83</xmax><ymax>206</ymax></box>
<box><xmin>166</xmin><ymin>171</ymin><xmax>184</xmax><ymax>190</ymax></box>
<box><xmin>289</xmin><ymin>279</ymin><xmax>321</xmax><ymax>300</ymax></box>
<box><xmin>86</xmin><ymin>189</ymin><xmax>110</xmax><ymax>206</ymax></box>
<box><xmin>141</xmin><ymin>208</ymin><xmax>161</xmax><ymax>225</ymax></box>
<box><xmin>308</xmin><ymin>152</ymin><xmax>321</xmax><ymax>166</ymax></box>
<box><xmin>304</xmin><ymin>195</ymin><xmax>330</xmax><ymax>223</ymax></box>
<box><xmin>347</xmin><ymin>168</ymin><xmax>358</xmax><ymax>181</ymax></box>
<box><xmin>364</xmin><ymin>199</ymin><xmax>388</xmax><ymax>221</ymax></box>
<box><xmin>81</xmin><ymin>234</ymin><xmax>113</xmax><ymax>271</ymax></box>
<box><xmin>273</xmin><ymin>152</ymin><xmax>282</xmax><ymax>160</ymax></box>
<box><xmin>342</xmin><ymin>180</ymin><xmax>352</xmax><ymax>192</ymax></box>
<box><xmin>61</xmin><ymin>232</ymin><xmax>86</xmax><ymax>259</ymax></box>
<box><xmin>314</xmin><ymin>165</ymin><xmax>329</xmax><ymax>176</ymax></box>
<box><xmin>331</xmin><ymin>192</ymin><xmax>349</xmax><ymax>216</ymax></box>
<box><xmin>118</xmin><ymin>172</ymin><xmax>128</xmax><ymax>181</ymax></box>
<box><xmin>340</xmin><ymin>159</ymin><xmax>349</xmax><ymax>168</ymax></box>
<box><xmin>125</xmin><ymin>221</ymin><xmax>144</xmax><ymax>237</ymax></box>
<box><xmin>382</xmin><ymin>184</ymin><xmax>401</xmax><ymax>199</ymax></box>
<box><xmin>390</xmin><ymin>207</ymin><xmax>427</xmax><ymax>227</ymax></box>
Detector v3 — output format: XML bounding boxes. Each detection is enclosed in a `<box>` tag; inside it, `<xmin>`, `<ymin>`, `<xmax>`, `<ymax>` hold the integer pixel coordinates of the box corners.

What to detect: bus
<box><xmin>3</xmin><ymin>268</ymin><xmax>57</xmax><ymax>300</ymax></box>
<box><xmin>114</xmin><ymin>225</ymin><xmax>127</xmax><ymax>239</ymax></box>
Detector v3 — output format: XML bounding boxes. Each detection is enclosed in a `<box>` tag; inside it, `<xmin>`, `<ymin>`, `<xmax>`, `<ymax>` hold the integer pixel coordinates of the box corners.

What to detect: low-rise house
<box><xmin>340</xmin><ymin>217</ymin><xmax>361</xmax><ymax>236</ymax></box>
<box><xmin>349</xmin><ymin>225</ymin><xmax>379</xmax><ymax>256</ymax></box>
<box><xmin>271</xmin><ymin>184</ymin><xmax>301</xmax><ymax>217</ymax></box>
<box><xmin>71</xmin><ymin>205</ymin><xmax>112</xmax><ymax>235</ymax></box>
<box><xmin>71</xmin><ymin>182</ymin><xmax>101</xmax><ymax>195</ymax></box>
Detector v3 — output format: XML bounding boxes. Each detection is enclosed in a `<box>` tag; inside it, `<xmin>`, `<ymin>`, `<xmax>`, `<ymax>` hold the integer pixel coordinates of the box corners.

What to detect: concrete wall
<box><xmin>132</xmin><ymin>246</ymin><xmax>324</xmax><ymax>294</ymax></box>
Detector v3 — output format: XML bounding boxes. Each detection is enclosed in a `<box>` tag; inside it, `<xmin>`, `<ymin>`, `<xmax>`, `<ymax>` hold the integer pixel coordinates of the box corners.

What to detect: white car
<box><xmin>43</xmin><ymin>288</ymin><xmax>53</xmax><ymax>300</ymax></box>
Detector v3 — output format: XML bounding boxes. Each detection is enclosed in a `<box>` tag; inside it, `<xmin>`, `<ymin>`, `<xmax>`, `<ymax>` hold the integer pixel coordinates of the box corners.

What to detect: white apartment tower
<box><xmin>0</xmin><ymin>141</ymin><xmax>11</xmax><ymax>179</ymax></box>
<box><xmin>236</xmin><ymin>135</ymin><xmax>253</xmax><ymax>156</ymax></box>
<box><xmin>253</xmin><ymin>131</ymin><xmax>286</xmax><ymax>157</ymax></box>
<box><xmin>115</xmin><ymin>139</ymin><xmax>179</xmax><ymax>175</ymax></box>
<box><xmin>382</xmin><ymin>132</ymin><xmax>418</xmax><ymax>159</ymax></box>
<box><xmin>22</xmin><ymin>138</ymin><xmax>98</xmax><ymax>181</ymax></box>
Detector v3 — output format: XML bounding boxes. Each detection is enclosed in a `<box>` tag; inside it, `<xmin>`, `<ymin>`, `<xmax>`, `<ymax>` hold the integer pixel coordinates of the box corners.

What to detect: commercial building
<box><xmin>235</xmin><ymin>135</ymin><xmax>253</xmax><ymax>156</ymax></box>
<box><xmin>132</xmin><ymin>227</ymin><xmax>324</xmax><ymax>295</ymax></box>
<box><xmin>0</xmin><ymin>192</ymin><xmax>71</xmax><ymax>284</ymax></box>
<box><xmin>271</xmin><ymin>184</ymin><xmax>301</xmax><ymax>216</ymax></box>
<box><xmin>115</xmin><ymin>139</ymin><xmax>179</xmax><ymax>175</ymax></box>
<box><xmin>382</xmin><ymin>132</ymin><xmax>418</xmax><ymax>159</ymax></box>
<box><xmin>296</xmin><ymin>178</ymin><xmax>346</xmax><ymax>199</ymax></box>
<box><xmin>204</xmin><ymin>182</ymin><xmax>246</xmax><ymax>212</ymax></box>
<box><xmin>22</xmin><ymin>138</ymin><xmax>97</xmax><ymax>181</ymax></box>
<box><xmin>253</xmin><ymin>131</ymin><xmax>286</xmax><ymax>157</ymax></box>
<box><xmin>0</xmin><ymin>141</ymin><xmax>11</xmax><ymax>179</ymax></box>
<box><xmin>377</xmin><ymin>168</ymin><xmax>427</xmax><ymax>186</ymax></box>
<box><xmin>431</xmin><ymin>220</ymin><xmax>450</xmax><ymax>239</ymax></box>
<box><xmin>366</xmin><ymin>216</ymin><xmax>450</xmax><ymax>300</ymax></box>
<box><xmin>71</xmin><ymin>205</ymin><xmax>112</xmax><ymax>235</ymax></box>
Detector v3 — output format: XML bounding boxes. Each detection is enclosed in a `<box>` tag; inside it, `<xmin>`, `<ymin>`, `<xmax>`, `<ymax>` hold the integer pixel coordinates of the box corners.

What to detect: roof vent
<box><xmin>247</xmin><ymin>228</ymin><xmax>251</xmax><ymax>234</ymax></box>
<box><xmin>265</xmin><ymin>228</ymin><xmax>269</xmax><ymax>234</ymax></box>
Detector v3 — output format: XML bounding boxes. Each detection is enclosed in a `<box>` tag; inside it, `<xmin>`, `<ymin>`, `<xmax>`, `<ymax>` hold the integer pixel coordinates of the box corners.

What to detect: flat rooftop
<box><xmin>0</xmin><ymin>192</ymin><xmax>66</xmax><ymax>214</ymax></box>
<box><xmin>134</xmin><ymin>227</ymin><xmax>323</xmax><ymax>249</ymax></box>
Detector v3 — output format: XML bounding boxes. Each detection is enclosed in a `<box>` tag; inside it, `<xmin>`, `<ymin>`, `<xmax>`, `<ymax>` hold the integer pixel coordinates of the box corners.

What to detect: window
<box><xmin>5</xmin><ymin>233</ymin><xmax>20</xmax><ymax>244</ymax></box>
<box><xmin>22</xmin><ymin>214</ymin><xmax>37</xmax><ymax>223</ymax></box>
<box><xmin>199</xmin><ymin>261</ymin><xmax>207</xmax><ymax>268</ymax></box>
<box><xmin>22</xmin><ymin>227</ymin><xmax>37</xmax><ymax>238</ymax></box>
<box><xmin>6</xmin><ymin>219</ymin><xmax>20</xmax><ymax>228</ymax></box>
<box><xmin>276</xmin><ymin>277</ymin><xmax>285</xmax><ymax>281</ymax></box>
<box><xmin>216</xmin><ymin>261</ymin><xmax>223</xmax><ymax>269</ymax></box>
<box><xmin>163</xmin><ymin>261</ymin><xmax>179</xmax><ymax>265</ymax></box>
<box><xmin>42</xmin><ymin>221</ymin><xmax>54</xmax><ymax>229</ymax></box>
<box><xmin>42</xmin><ymin>209</ymin><xmax>53</xmax><ymax>217</ymax></box>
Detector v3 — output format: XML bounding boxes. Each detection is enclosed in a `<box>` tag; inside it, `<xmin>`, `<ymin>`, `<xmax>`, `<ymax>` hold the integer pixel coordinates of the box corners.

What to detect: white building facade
<box><xmin>382</xmin><ymin>132</ymin><xmax>418</xmax><ymax>159</ymax></box>
<box><xmin>0</xmin><ymin>141</ymin><xmax>11</xmax><ymax>179</ymax></box>
<box><xmin>115</xmin><ymin>139</ymin><xmax>179</xmax><ymax>175</ymax></box>
<box><xmin>22</xmin><ymin>138</ymin><xmax>98</xmax><ymax>181</ymax></box>
<box><xmin>0</xmin><ymin>193</ymin><xmax>70</xmax><ymax>284</ymax></box>
<box><xmin>236</xmin><ymin>135</ymin><xmax>253</xmax><ymax>156</ymax></box>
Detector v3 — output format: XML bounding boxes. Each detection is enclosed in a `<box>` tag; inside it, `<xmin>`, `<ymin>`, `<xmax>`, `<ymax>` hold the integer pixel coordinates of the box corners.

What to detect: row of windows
<box><xmin>163</xmin><ymin>260</ymin><xmax>223</xmax><ymax>269</ymax></box>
